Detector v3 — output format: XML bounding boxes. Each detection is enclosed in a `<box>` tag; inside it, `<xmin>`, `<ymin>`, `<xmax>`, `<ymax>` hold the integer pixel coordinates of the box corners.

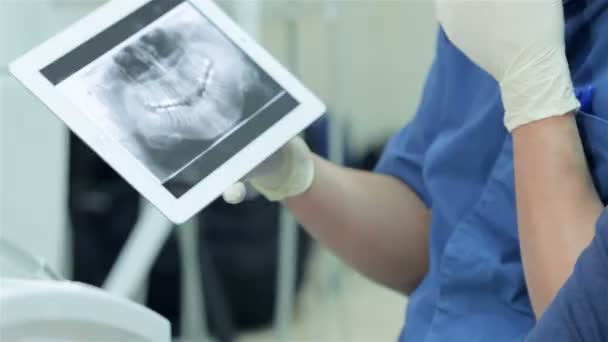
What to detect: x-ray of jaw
<box><xmin>87</xmin><ymin>11</ymin><xmax>276</xmax><ymax>183</ymax></box>
<box><xmin>114</xmin><ymin>26</ymin><xmax>253</xmax><ymax>147</ymax></box>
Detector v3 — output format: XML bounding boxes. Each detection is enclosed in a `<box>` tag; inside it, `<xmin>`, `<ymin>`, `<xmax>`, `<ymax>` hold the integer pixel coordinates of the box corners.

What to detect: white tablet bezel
<box><xmin>9</xmin><ymin>0</ymin><xmax>325</xmax><ymax>224</ymax></box>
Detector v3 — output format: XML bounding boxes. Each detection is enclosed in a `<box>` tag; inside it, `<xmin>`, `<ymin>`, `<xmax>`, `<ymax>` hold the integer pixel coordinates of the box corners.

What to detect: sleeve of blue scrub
<box><xmin>374</xmin><ymin>44</ymin><xmax>445</xmax><ymax>208</ymax></box>
<box><xmin>526</xmin><ymin>208</ymin><xmax>608</xmax><ymax>342</ymax></box>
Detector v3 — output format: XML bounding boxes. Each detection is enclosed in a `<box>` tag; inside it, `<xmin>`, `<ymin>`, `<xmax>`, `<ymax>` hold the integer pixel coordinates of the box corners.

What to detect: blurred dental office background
<box><xmin>0</xmin><ymin>0</ymin><xmax>437</xmax><ymax>341</ymax></box>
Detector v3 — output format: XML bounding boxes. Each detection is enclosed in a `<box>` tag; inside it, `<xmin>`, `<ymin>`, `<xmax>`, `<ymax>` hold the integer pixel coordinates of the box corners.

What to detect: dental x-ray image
<box><xmin>50</xmin><ymin>1</ymin><xmax>296</xmax><ymax>196</ymax></box>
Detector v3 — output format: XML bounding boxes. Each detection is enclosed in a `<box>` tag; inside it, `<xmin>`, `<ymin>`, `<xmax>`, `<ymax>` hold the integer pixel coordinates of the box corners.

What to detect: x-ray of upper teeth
<box><xmin>57</xmin><ymin>3</ymin><xmax>283</xmax><ymax>183</ymax></box>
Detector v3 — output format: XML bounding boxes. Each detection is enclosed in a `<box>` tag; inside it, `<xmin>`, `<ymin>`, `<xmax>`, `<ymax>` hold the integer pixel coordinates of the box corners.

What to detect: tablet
<box><xmin>9</xmin><ymin>0</ymin><xmax>325</xmax><ymax>224</ymax></box>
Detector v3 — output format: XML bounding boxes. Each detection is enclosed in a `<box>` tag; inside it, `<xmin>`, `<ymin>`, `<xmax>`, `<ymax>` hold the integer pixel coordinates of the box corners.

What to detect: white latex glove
<box><xmin>223</xmin><ymin>137</ymin><xmax>315</xmax><ymax>203</ymax></box>
<box><xmin>434</xmin><ymin>0</ymin><xmax>580</xmax><ymax>131</ymax></box>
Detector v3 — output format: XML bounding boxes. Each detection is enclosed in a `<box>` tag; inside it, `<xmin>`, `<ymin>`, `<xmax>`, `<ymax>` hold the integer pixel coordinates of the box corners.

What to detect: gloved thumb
<box><xmin>223</xmin><ymin>182</ymin><xmax>247</xmax><ymax>204</ymax></box>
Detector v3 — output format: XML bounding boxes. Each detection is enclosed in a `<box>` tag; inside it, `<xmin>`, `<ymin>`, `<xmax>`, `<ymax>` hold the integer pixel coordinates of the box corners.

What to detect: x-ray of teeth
<box><xmin>115</xmin><ymin>23</ymin><xmax>252</xmax><ymax>147</ymax></box>
<box><xmin>57</xmin><ymin>3</ymin><xmax>283</xmax><ymax>183</ymax></box>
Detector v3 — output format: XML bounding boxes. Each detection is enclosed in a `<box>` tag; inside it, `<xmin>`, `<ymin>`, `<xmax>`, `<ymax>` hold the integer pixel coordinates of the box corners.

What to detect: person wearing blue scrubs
<box><xmin>527</xmin><ymin>208</ymin><xmax>608</xmax><ymax>342</ymax></box>
<box><xmin>223</xmin><ymin>0</ymin><xmax>608</xmax><ymax>340</ymax></box>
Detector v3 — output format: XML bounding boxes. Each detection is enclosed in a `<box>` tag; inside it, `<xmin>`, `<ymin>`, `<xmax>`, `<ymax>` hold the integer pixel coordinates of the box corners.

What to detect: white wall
<box><xmin>0</xmin><ymin>0</ymin><xmax>436</xmax><ymax>276</ymax></box>
<box><xmin>259</xmin><ymin>1</ymin><xmax>437</xmax><ymax>153</ymax></box>
<box><xmin>0</xmin><ymin>0</ymin><xmax>105</xmax><ymax>275</ymax></box>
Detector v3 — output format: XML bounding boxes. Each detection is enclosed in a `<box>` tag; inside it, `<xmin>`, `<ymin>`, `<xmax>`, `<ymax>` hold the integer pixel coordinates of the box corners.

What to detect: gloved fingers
<box><xmin>221</xmin><ymin>142</ymin><xmax>289</xmax><ymax>204</ymax></box>
<box><xmin>223</xmin><ymin>182</ymin><xmax>247</xmax><ymax>204</ymax></box>
<box><xmin>247</xmin><ymin>144</ymin><xmax>289</xmax><ymax>178</ymax></box>
<box><xmin>223</xmin><ymin>136</ymin><xmax>311</xmax><ymax>204</ymax></box>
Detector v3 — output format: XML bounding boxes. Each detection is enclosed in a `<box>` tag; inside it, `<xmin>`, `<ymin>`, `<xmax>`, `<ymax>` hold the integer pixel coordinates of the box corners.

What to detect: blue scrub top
<box><xmin>526</xmin><ymin>208</ymin><xmax>608</xmax><ymax>342</ymax></box>
<box><xmin>375</xmin><ymin>1</ymin><xmax>608</xmax><ymax>341</ymax></box>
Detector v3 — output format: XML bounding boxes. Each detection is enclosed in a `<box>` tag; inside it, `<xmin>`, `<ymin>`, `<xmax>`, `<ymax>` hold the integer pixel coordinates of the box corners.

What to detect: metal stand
<box><xmin>177</xmin><ymin>218</ymin><xmax>210</xmax><ymax>342</ymax></box>
<box><xmin>103</xmin><ymin>201</ymin><xmax>173</xmax><ymax>298</ymax></box>
<box><xmin>274</xmin><ymin>209</ymin><xmax>299</xmax><ymax>342</ymax></box>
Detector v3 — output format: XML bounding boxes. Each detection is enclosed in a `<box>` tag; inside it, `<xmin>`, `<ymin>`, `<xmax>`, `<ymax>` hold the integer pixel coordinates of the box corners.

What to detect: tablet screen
<box><xmin>40</xmin><ymin>0</ymin><xmax>299</xmax><ymax>197</ymax></box>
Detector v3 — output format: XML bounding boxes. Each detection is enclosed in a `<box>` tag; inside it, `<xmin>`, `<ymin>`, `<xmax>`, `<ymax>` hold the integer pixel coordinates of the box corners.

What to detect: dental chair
<box><xmin>0</xmin><ymin>240</ymin><xmax>171</xmax><ymax>342</ymax></box>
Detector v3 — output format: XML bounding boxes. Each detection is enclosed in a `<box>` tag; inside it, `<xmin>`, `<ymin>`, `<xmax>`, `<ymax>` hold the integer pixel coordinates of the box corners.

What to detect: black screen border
<box><xmin>41</xmin><ymin>0</ymin><xmax>184</xmax><ymax>85</ymax></box>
